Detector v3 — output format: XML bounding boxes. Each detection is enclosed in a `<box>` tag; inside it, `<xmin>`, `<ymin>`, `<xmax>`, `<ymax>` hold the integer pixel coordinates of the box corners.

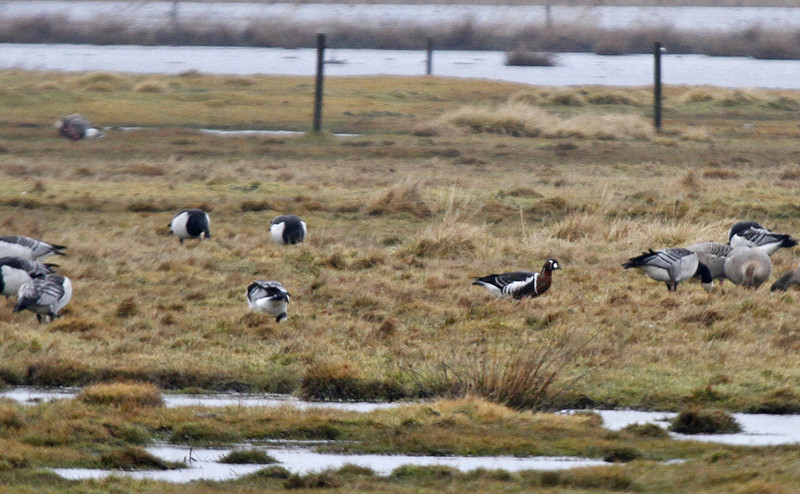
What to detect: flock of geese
<box><xmin>622</xmin><ymin>221</ymin><xmax>799</xmax><ymax>293</ymax></box>
<box><xmin>0</xmin><ymin>209</ymin><xmax>307</xmax><ymax>324</ymax></box>
<box><xmin>471</xmin><ymin>221</ymin><xmax>800</xmax><ymax>299</ymax></box>
<box><xmin>3</xmin><ymin>218</ymin><xmax>799</xmax><ymax>324</ymax></box>
<box><xmin>4</xmin><ymin>115</ymin><xmax>797</xmax><ymax>320</ymax></box>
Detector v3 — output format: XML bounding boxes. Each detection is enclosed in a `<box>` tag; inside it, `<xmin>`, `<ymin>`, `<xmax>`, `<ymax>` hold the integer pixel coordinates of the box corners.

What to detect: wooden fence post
<box><xmin>653</xmin><ymin>41</ymin><xmax>662</xmax><ymax>132</ymax></box>
<box><xmin>313</xmin><ymin>33</ymin><xmax>326</xmax><ymax>133</ymax></box>
<box><xmin>426</xmin><ymin>38</ymin><xmax>433</xmax><ymax>75</ymax></box>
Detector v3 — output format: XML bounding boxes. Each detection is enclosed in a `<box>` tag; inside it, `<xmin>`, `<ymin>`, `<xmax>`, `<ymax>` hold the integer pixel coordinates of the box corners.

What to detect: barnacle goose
<box><xmin>270</xmin><ymin>215</ymin><xmax>306</xmax><ymax>245</ymax></box>
<box><xmin>0</xmin><ymin>257</ymin><xmax>57</xmax><ymax>298</ymax></box>
<box><xmin>13</xmin><ymin>274</ymin><xmax>72</xmax><ymax>323</ymax></box>
<box><xmin>0</xmin><ymin>235</ymin><xmax>66</xmax><ymax>261</ymax></box>
<box><xmin>686</xmin><ymin>242</ymin><xmax>733</xmax><ymax>286</ymax></box>
<box><xmin>246</xmin><ymin>280</ymin><xmax>290</xmax><ymax>322</ymax></box>
<box><xmin>728</xmin><ymin>221</ymin><xmax>797</xmax><ymax>256</ymax></box>
<box><xmin>724</xmin><ymin>247</ymin><xmax>772</xmax><ymax>289</ymax></box>
<box><xmin>56</xmin><ymin>114</ymin><xmax>104</xmax><ymax>140</ymax></box>
<box><xmin>623</xmin><ymin>248</ymin><xmax>713</xmax><ymax>292</ymax></box>
<box><xmin>472</xmin><ymin>259</ymin><xmax>561</xmax><ymax>299</ymax></box>
<box><xmin>771</xmin><ymin>260</ymin><xmax>800</xmax><ymax>292</ymax></box>
<box><xmin>169</xmin><ymin>208</ymin><xmax>211</xmax><ymax>244</ymax></box>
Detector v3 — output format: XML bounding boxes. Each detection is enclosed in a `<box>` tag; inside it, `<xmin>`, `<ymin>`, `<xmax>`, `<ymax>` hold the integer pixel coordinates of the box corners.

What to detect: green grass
<box><xmin>2</xmin><ymin>69</ymin><xmax>800</xmax><ymax>492</ymax></box>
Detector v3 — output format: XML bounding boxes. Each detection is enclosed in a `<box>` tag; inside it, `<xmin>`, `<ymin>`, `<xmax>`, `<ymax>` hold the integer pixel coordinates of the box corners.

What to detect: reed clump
<box><xmin>668</xmin><ymin>408</ymin><xmax>742</xmax><ymax>434</ymax></box>
<box><xmin>77</xmin><ymin>382</ymin><xmax>164</xmax><ymax>409</ymax></box>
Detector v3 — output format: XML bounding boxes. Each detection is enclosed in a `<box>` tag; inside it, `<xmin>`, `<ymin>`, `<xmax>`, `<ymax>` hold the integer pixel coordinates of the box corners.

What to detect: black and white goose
<box><xmin>728</xmin><ymin>221</ymin><xmax>797</xmax><ymax>256</ymax></box>
<box><xmin>270</xmin><ymin>215</ymin><xmax>306</xmax><ymax>245</ymax></box>
<box><xmin>623</xmin><ymin>248</ymin><xmax>713</xmax><ymax>292</ymax></box>
<box><xmin>0</xmin><ymin>257</ymin><xmax>57</xmax><ymax>298</ymax></box>
<box><xmin>0</xmin><ymin>235</ymin><xmax>67</xmax><ymax>261</ymax></box>
<box><xmin>56</xmin><ymin>113</ymin><xmax>104</xmax><ymax>140</ymax></box>
<box><xmin>169</xmin><ymin>208</ymin><xmax>211</xmax><ymax>244</ymax></box>
<box><xmin>246</xmin><ymin>280</ymin><xmax>290</xmax><ymax>322</ymax></box>
<box><xmin>13</xmin><ymin>274</ymin><xmax>72</xmax><ymax>323</ymax></box>
<box><xmin>472</xmin><ymin>259</ymin><xmax>561</xmax><ymax>299</ymax></box>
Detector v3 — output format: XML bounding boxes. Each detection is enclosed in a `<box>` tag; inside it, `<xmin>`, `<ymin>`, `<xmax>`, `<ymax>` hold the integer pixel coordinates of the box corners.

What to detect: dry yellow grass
<box><xmin>0</xmin><ymin>71</ymin><xmax>800</xmax><ymax>417</ymax></box>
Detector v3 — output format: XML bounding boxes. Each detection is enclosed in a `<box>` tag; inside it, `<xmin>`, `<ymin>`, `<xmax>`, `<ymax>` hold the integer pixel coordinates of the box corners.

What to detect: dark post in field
<box><xmin>313</xmin><ymin>33</ymin><xmax>326</xmax><ymax>133</ymax></box>
<box><xmin>426</xmin><ymin>38</ymin><xmax>433</xmax><ymax>75</ymax></box>
<box><xmin>653</xmin><ymin>41</ymin><xmax>662</xmax><ymax>132</ymax></box>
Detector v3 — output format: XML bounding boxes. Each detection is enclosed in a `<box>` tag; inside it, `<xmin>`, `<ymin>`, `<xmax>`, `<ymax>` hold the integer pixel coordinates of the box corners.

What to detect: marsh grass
<box><xmin>218</xmin><ymin>449</ymin><xmax>277</xmax><ymax>465</ymax></box>
<box><xmin>77</xmin><ymin>382</ymin><xmax>164</xmax><ymax>408</ymax></box>
<box><xmin>1</xmin><ymin>72</ymin><xmax>800</xmax><ymax>423</ymax></box>
<box><xmin>668</xmin><ymin>408</ymin><xmax>742</xmax><ymax>434</ymax></box>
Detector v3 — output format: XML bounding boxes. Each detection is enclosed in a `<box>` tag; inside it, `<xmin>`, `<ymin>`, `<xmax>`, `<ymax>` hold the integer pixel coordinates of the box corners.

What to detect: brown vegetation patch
<box><xmin>668</xmin><ymin>407</ymin><xmax>741</xmax><ymax>434</ymax></box>
<box><xmin>299</xmin><ymin>361</ymin><xmax>404</xmax><ymax>401</ymax></box>
<box><xmin>363</xmin><ymin>181</ymin><xmax>431</xmax><ymax>218</ymax></box>
<box><xmin>702</xmin><ymin>168</ymin><xmax>740</xmax><ymax>179</ymax></box>
<box><xmin>78</xmin><ymin>381</ymin><xmax>164</xmax><ymax>408</ymax></box>
<box><xmin>100</xmin><ymin>446</ymin><xmax>173</xmax><ymax>470</ymax></box>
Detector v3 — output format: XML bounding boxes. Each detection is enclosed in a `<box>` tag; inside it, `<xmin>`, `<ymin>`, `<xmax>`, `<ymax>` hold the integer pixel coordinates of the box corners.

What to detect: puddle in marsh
<box><xmin>0</xmin><ymin>386</ymin><xmax>401</xmax><ymax>412</ymax></box>
<box><xmin>111</xmin><ymin>127</ymin><xmax>358</xmax><ymax>137</ymax></box>
<box><xmin>6</xmin><ymin>387</ymin><xmax>800</xmax><ymax>447</ymax></box>
<box><xmin>52</xmin><ymin>444</ymin><xmax>610</xmax><ymax>482</ymax></box>
<box><xmin>586</xmin><ymin>409</ymin><xmax>800</xmax><ymax>447</ymax></box>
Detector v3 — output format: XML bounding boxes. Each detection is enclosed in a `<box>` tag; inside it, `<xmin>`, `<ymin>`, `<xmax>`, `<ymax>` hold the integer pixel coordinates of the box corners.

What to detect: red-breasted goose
<box><xmin>472</xmin><ymin>259</ymin><xmax>561</xmax><ymax>299</ymax></box>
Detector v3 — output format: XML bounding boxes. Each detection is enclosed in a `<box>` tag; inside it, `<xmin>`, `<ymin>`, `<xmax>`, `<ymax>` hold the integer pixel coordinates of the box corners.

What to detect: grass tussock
<box><xmin>77</xmin><ymin>382</ymin><xmax>164</xmax><ymax>409</ymax></box>
<box><xmin>440</xmin><ymin>102</ymin><xmax>654</xmax><ymax>141</ymax></box>
<box><xmin>219</xmin><ymin>449</ymin><xmax>278</xmax><ymax>465</ymax></box>
<box><xmin>99</xmin><ymin>446</ymin><xmax>174</xmax><ymax>470</ymax></box>
<box><xmin>363</xmin><ymin>180</ymin><xmax>431</xmax><ymax>218</ymax></box>
<box><xmin>668</xmin><ymin>407</ymin><xmax>742</xmax><ymax>434</ymax></box>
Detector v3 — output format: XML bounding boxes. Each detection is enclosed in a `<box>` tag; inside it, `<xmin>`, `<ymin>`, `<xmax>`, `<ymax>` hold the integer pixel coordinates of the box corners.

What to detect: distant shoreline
<box><xmin>3</xmin><ymin>11</ymin><xmax>799</xmax><ymax>59</ymax></box>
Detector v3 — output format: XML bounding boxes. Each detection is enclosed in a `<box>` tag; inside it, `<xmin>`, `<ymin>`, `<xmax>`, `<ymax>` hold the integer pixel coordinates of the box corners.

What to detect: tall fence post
<box><xmin>426</xmin><ymin>38</ymin><xmax>433</xmax><ymax>75</ymax></box>
<box><xmin>653</xmin><ymin>41</ymin><xmax>662</xmax><ymax>132</ymax></box>
<box><xmin>313</xmin><ymin>33</ymin><xmax>326</xmax><ymax>133</ymax></box>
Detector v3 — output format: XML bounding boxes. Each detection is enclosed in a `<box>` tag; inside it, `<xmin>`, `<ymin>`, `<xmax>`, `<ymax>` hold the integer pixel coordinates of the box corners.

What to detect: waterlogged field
<box><xmin>2</xmin><ymin>70</ymin><xmax>800</xmax><ymax>491</ymax></box>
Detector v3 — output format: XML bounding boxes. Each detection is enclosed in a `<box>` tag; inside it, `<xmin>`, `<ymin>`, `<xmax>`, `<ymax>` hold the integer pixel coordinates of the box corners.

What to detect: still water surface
<box><xmin>2</xmin><ymin>43</ymin><xmax>799</xmax><ymax>88</ymax></box>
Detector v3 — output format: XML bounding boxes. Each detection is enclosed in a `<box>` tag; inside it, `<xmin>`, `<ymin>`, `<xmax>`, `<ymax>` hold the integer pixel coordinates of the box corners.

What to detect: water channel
<box><xmin>3</xmin><ymin>43</ymin><xmax>799</xmax><ymax>88</ymax></box>
<box><xmin>5</xmin><ymin>386</ymin><xmax>799</xmax><ymax>481</ymax></box>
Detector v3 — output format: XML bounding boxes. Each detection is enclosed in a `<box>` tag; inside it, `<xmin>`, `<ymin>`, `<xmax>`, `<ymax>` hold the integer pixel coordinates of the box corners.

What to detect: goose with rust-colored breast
<box><xmin>728</xmin><ymin>221</ymin><xmax>797</xmax><ymax>256</ymax></box>
<box><xmin>0</xmin><ymin>236</ymin><xmax>66</xmax><ymax>261</ymax></box>
<box><xmin>55</xmin><ymin>114</ymin><xmax>104</xmax><ymax>140</ymax></box>
<box><xmin>0</xmin><ymin>257</ymin><xmax>58</xmax><ymax>299</ymax></box>
<box><xmin>472</xmin><ymin>259</ymin><xmax>561</xmax><ymax>299</ymax></box>
<box><xmin>246</xmin><ymin>280</ymin><xmax>290</xmax><ymax>322</ymax></box>
<box><xmin>13</xmin><ymin>274</ymin><xmax>72</xmax><ymax>324</ymax></box>
<box><xmin>623</xmin><ymin>248</ymin><xmax>713</xmax><ymax>292</ymax></box>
